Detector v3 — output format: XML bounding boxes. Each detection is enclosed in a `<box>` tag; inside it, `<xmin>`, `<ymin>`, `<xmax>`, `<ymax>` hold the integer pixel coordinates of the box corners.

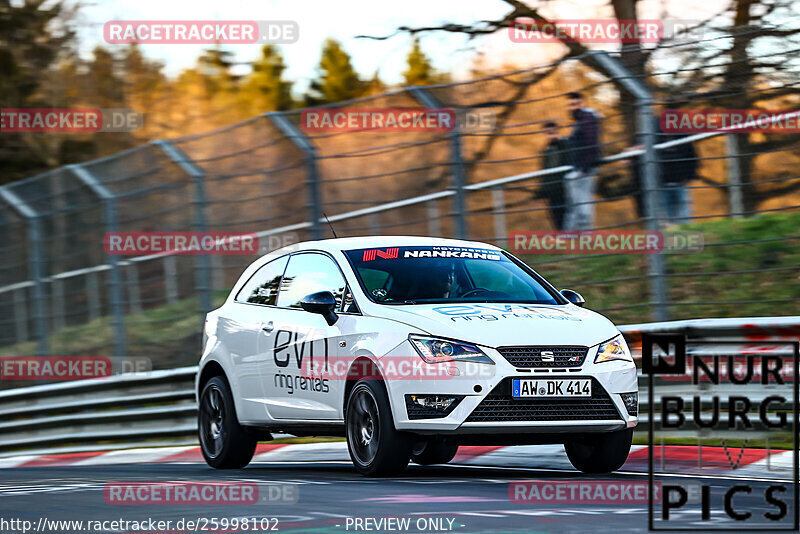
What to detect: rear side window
<box><xmin>235</xmin><ymin>256</ymin><xmax>288</xmax><ymax>305</ymax></box>
<box><xmin>277</xmin><ymin>253</ymin><xmax>347</xmax><ymax>309</ymax></box>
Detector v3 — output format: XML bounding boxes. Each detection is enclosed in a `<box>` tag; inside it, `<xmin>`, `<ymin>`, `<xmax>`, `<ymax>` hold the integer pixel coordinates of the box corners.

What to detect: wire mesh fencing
<box><xmin>1</xmin><ymin>27</ymin><xmax>798</xmax><ymax>369</ymax></box>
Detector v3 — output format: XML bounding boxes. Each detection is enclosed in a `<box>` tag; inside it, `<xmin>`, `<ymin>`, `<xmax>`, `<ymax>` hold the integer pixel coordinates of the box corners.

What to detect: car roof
<box><xmin>271</xmin><ymin>235</ymin><xmax>502</xmax><ymax>256</ymax></box>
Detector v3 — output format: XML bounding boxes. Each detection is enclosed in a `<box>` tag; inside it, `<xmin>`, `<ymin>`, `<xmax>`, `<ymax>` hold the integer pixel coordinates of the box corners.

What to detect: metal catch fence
<box><xmin>1</xmin><ymin>28</ymin><xmax>799</xmax><ymax>368</ymax></box>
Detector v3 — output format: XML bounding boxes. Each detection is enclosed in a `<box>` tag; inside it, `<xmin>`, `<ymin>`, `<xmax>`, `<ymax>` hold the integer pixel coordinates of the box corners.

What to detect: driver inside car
<box><xmin>423</xmin><ymin>263</ymin><xmax>456</xmax><ymax>299</ymax></box>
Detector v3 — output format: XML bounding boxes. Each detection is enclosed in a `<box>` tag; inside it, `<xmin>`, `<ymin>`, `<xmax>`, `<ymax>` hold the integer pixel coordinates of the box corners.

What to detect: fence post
<box><xmin>87</xmin><ymin>271</ymin><xmax>101</xmax><ymax>321</ymax></box>
<box><xmin>267</xmin><ymin>112</ymin><xmax>323</xmax><ymax>240</ymax></box>
<box><xmin>726</xmin><ymin>134</ymin><xmax>744</xmax><ymax>218</ymax></box>
<box><xmin>410</xmin><ymin>87</ymin><xmax>468</xmax><ymax>239</ymax></box>
<box><xmin>154</xmin><ymin>140</ymin><xmax>212</xmax><ymax>322</ymax></box>
<box><xmin>638</xmin><ymin>101</ymin><xmax>670</xmax><ymax>321</ymax></box>
<box><xmin>368</xmin><ymin>212</ymin><xmax>381</xmax><ymax>235</ymax></box>
<box><xmin>590</xmin><ymin>51</ymin><xmax>669</xmax><ymax>321</ymax></box>
<box><xmin>492</xmin><ymin>188</ymin><xmax>507</xmax><ymax>247</ymax></box>
<box><xmin>427</xmin><ymin>201</ymin><xmax>441</xmax><ymax>237</ymax></box>
<box><xmin>125</xmin><ymin>262</ymin><xmax>142</xmax><ymax>314</ymax></box>
<box><xmin>210</xmin><ymin>255</ymin><xmax>224</xmax><ymax>298</ymax></box>
<box><xmin>13</xmin><ymin>288</ymin><xmax>28</xmax><ymax>343</ymax></box>
<box><xmin>67</xmin><ymin>164</ymin><xmax>128</xmax><ymax>358</ymax></box>
<box><xmin>52</xmin><ymin>278</ymin><xmax>65</xmax><ymax>330</ymax></box>
<box><xmin>163</xmin><ymin>255</ymin><xmax>178</xmax><ymax>305</ymax></box>
<box><xmin>0</xmin><ymin>186</ymin><xmax>48</xmax><ymax>355</ymax></box>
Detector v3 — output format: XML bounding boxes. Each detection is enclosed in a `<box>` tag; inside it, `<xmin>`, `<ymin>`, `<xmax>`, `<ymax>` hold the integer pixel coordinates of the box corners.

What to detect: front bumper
<box><xmin>384</xmin><ymin>341</ymin><xmax>638</xmax><ymax>433</ymax></box>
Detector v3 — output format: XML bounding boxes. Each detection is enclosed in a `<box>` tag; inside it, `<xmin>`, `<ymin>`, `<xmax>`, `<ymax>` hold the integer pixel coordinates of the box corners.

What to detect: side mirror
<box><xmin>299</xmin><ymin>291</ymin><xmax>339</xmax><ymax>325</ymax></box>
<box><xmin>560</xmin><ymin>289</ymin><xmax>585</xmax><ymax>307</ymax></box>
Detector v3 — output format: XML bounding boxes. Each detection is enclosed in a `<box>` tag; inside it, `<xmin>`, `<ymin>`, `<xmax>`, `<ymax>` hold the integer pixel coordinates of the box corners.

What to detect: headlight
<box><xmin>595</xmin><ymin>334</ymin><xmax>632</xmax><ymax>363</ymax></box>
<box><xmin>409</xmin><ymin>335</ymin><xmax>494</xmax><ymax>364</ymax></box>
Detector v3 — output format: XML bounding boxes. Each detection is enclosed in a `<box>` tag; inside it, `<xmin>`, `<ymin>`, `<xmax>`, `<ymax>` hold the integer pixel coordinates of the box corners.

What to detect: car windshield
<box><xmin>344</xmin><ymin>246</ymin><xmax>561</xmax><ymax>305</ymax></box>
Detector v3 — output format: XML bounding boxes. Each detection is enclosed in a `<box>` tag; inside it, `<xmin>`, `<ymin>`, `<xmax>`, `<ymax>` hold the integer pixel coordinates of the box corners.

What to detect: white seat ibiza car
<box><xmin>197</xmin><ymin>236</ymin><xmax>638</xmax><ymax>476</ymax></box>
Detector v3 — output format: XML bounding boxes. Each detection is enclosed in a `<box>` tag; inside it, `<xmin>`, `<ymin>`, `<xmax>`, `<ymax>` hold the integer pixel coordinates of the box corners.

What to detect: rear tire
<box><xmin>565</xmin><ymin>428</ymin><xmax>633</xmax><ymax>474</ymax></box>
<box><xmin>411</xmin><ymin>439</ymin><xmax>459</xmax><ymax>465</ymax></box>
<box><xmin>198</xmin><ymin>376</ymin><xmax>257</xmax><ymax>469</ymax></box>
<box><xmin>345</xmin><ymin>379</ymin><xmax>411</xmax><ymax>476</ymax></box>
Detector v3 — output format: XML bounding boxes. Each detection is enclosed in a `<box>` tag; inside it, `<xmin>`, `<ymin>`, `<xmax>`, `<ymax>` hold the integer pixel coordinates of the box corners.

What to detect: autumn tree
<box><xmin>402</xmin><ymin>38</ymin><xmax>435</xmax><ymax>86</ymax></box>
<box><xmin>242</xmin><ymin>45</ymin><xmax>293</xmax><ymax>114</ymax></box>
<box><xmin>306</xmin><ymin>39</ymin><xmax>363</xmax><ymax>105</ymax></box>
<box><xmin>0</xmin><ymin>0</ymin><xmax>77</xmax><ymax>181</ymax></box>
<box><xmin>170</xmin><ymin>47</ymin><xmax>242</xmax><ymax>133</ymax></box>
<box><xmin>120</xmin><ymin>44</ymin><xmax>168</xmax><ymax>137</ymax></box>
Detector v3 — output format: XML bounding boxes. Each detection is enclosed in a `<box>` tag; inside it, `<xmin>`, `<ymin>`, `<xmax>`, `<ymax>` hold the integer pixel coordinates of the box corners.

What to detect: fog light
<box><xmin>620</xmin><ymin>392</ymin><xmax>638</xmax><ymax>416</ymax></box>
<box><xmin>411</xmin><ymin>395</ymin><xmax>457</xmax><ymax>410</ymax></box>
<box><xmin>405</xmin><ymin>394</ymin><xmax>464</xmax><ymax>419</ymax></box>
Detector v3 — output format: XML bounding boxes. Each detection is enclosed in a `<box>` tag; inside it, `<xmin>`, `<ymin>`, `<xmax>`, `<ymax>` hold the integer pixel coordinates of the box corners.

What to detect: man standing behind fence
<box><xmin>660</xmin><ymin>132</ymin><xmax>697</xmax><ymax>225</ymax></box>
<box><xmin>564</xmin><ymin>92</ymin><xmax>601</xmax><ymax>230</ymax></box>
<box><xmin>536</xmin><ymin>121</ymin><xmax>569</xmax><ymax>229</ymax></box>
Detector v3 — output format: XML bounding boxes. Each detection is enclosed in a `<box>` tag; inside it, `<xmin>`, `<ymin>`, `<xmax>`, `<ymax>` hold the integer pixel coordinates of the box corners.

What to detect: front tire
<box><xmin>345</xmin><ymin>379</ymin><xmax>411</xmax><ymax>476</ymax></box>
<box><xmin>411</xmin><ymin>439</ymin><xmax>459</xmax><ymax>465</ymax></box>
<box><xmin>198</xmin><ymin>376</ymin><xmax>257</xmax><ymax>469</ymax></box>
<box><xmin>565</xmin><ymin>428</ymin><xmax>633</xmax><ymax>474</ymax></box>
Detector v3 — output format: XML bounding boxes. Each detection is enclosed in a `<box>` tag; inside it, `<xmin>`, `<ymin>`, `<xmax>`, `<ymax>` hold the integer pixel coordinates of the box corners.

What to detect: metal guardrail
<box><xmin>0</xmin><ymin>367</ymin><xmax>197</xmax><ymax>457</ymax></box>
<box><xmin>0</xmin><ymin>317</ymin><xmax>796</xmax><ymax>457</ymax></box>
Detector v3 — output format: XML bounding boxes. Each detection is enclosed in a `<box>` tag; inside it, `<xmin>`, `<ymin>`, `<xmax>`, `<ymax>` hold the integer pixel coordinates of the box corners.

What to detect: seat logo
<box><xmin>362</xmin><ymin>248</ymin><xmax>399</xmax><ymax>261</ymax></box>
<box><xmin>540</xmin><ymin>351</ymin><xmax>555</xmax><ymax>362</ymax></box>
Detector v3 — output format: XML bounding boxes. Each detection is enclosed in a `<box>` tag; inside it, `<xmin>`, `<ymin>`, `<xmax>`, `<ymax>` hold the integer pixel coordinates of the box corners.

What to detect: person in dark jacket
<box><xmin>660</xmin><ymin>133</ymin><xmax>697</xmax><ymax>224</ymax></box>
<box><xmin>563</xmin><ymin>92</ymin><xmax>601</xmax><ymax>230</ymax></box>
<box><xmin>537</xmin><ymin>121</ymin><xmax>570</xmax><ymax>229</ymax></box>
<box><xmin>628</xmin><ymin>120</ymin><xmax>697</xmax><ymax>225</ymax></box>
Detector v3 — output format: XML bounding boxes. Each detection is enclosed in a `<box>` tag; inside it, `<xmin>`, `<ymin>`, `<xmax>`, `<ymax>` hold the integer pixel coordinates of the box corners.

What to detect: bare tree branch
<box><xmin>357</xmin><ymin>0</ymin><xmax>591</xmax><ymax>58</ymax></box>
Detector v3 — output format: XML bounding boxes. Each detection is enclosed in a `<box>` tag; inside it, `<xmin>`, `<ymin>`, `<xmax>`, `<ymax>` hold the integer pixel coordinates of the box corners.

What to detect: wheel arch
<box><xmin>196</xmin><ymin>360</ymin><xmax>228</xmax><ymax>403</ymax></box>
<box><xmin>343</xmin><ymin>355</ymin><xmax>385</xmax><ymax>417</ymax></box>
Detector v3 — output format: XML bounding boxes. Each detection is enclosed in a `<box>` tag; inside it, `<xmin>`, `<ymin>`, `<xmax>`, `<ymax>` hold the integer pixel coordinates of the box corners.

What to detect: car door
<box><xmin>260</xmin><ymin>252</ymin><xmax>347</xmax><ymax>420</ymax></box>
<box><xmin>229</xmin><ymin>255</ymin><xmax>288</xmax><ymax>422</ymax></box>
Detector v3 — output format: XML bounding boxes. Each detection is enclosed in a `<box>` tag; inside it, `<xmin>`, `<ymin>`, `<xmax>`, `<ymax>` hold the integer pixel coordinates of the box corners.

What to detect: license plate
<box><xmin>512</xmin><ymin>378</ymin><xmax>591</xmax><ymax>398</ymax></box>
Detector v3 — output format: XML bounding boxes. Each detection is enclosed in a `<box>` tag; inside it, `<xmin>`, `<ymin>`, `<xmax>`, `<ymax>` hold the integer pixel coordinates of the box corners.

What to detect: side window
<box><xmin>277</xmin><ymin>253</ymin><xmax>347</xmax><ymax>309</ymax></box>
<box><xmin>235</xmin><ymin>256</ymin><xmax>288</xmax><ymax>305</ymax></box>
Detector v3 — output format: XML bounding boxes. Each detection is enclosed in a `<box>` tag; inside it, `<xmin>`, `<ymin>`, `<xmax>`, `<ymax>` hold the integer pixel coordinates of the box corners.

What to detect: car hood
<box><xmin>371</xmin><ymin>303</ymin><xmax>619</xmax><ymax>348</ymax></box>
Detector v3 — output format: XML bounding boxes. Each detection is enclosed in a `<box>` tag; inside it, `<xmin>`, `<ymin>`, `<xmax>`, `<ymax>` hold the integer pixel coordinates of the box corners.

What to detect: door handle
<box><xmin>262</xmin><ymin>321</ymin><xmax>274</xmax><ymax>334</ymax></box>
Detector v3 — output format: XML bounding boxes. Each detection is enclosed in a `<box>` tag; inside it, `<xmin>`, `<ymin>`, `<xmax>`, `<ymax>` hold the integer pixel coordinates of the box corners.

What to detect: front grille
<box><xmin>465</xmin><ymin>377</ymin><xmax>622</xmax><ymax>422</ymax></box>
<box><xmin>497</xmin><ymin>345</ymin><xmax>588</xmax><ymax>368</ymax></box>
